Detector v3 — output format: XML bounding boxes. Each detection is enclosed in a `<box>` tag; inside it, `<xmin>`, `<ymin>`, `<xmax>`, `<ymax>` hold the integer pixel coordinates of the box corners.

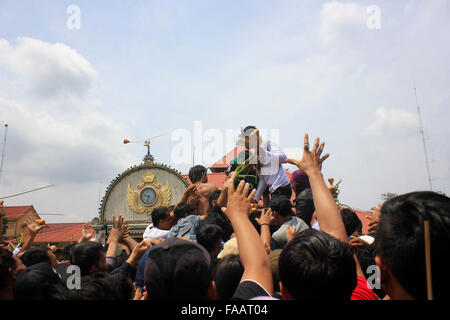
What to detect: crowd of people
<box><xmin>1</xmin><ymin>126</ymin><xmax>449</xmax><ymax>300</ymax></box>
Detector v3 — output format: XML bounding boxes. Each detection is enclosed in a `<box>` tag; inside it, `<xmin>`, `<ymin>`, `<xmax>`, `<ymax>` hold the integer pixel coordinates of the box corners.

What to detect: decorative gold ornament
<box><xmin>126</xmin><ymin>172</ymin><xmax>172</xmax><ymax>215</ymax></box>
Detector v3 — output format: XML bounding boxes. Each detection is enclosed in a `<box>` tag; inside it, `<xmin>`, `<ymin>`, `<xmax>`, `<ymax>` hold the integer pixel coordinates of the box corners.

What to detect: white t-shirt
<box><xmin>143</xmin><ymin>223</ymin><xmax>170</xmax><ymax>241</ymax></box>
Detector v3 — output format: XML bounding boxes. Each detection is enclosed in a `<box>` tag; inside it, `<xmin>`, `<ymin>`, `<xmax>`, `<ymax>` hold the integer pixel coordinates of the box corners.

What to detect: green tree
<box><xmin>381</xmin><ymin>192</ymin><xmax>398</xmax><ymax>201</ymax></box>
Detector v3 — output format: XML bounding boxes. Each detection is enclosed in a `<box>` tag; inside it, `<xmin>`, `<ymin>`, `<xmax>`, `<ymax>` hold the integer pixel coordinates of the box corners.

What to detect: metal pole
<box><xmin>414</xmin><ymin>84</ymin><xmax>433</xmax><ymax>190</ymax></box>
<box><xmin>0</xmin><ymin>124</ymin><xmax>8</xmax><ymax>184</ymax></box>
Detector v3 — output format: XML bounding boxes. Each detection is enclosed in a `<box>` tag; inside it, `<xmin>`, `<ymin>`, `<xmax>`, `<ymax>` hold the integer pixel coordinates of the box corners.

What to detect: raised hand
<box><xmin>81</xmin><ymin>223</ymin><xmax>94</xmax><ymax>241</ymax></box>
<box><xmin>24</xmin><ymin>217</ymin><xmax>44</xmax><ymax>236</ymax></box>
<box><xmin>221</xmin><ymin>173</ymin><xmax>256</xmax><ymax>222</ymax></box>
<box><xmin>367</xmin><ymin>204</ymin><xmax>382</xmax><ymax>234</ymax></box>
<box><xmin>108</xmin><ymin>215</ymin><xmax>127</xmax><ymax>243</ymax></box>
<box><xmin>286</xmin><ymin>225</ymin><xmax>297</xmax><ymax>243</ymax></box>
<box><xmin>286</xmin><ymin>133</ymin><xmax>329</xmax><ymax>174</ymax></box>
<box><xmin>255</xmin><ymin>208</ymin><xmax>275</xmax><ymax>226</ymax></box>
<box><xmin>349</xmin><ymin>236</ymin><xmax>370</xmax><ymax>250</ymax></box>
<box><xmin>127</xmin><ymin>240</ymin><xmax>154</xmax><ymax>267</ymax></box>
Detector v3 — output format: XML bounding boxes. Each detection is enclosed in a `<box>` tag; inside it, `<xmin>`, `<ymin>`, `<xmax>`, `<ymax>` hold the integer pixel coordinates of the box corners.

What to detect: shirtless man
<box><xmin>186</xmin><ymin>165</ymin><xmax>219</xmax><ymax>216</ymax></box>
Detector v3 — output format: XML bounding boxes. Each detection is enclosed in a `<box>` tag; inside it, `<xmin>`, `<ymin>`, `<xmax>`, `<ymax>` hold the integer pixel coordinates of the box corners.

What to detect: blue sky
<box><xmin>1</xmin><ymin>0</ymin><xmax>449</xmax><ymax>222</ymax></box>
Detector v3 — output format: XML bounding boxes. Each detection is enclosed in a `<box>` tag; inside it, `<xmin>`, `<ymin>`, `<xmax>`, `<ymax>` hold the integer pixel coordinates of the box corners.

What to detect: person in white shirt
<box><xmin>240</xmin><ymin>126</ymin><xmax>292</xmax><ymax>203</ymax></box>
<box><xmin>143</xmin><ymin>206</ymin><xmax>177</xmax><ymax>241</ymax></box>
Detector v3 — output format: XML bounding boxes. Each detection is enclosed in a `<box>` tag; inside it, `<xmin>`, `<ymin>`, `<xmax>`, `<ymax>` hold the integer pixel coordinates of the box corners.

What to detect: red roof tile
<box><xmin>21</xmin><ymin>223</ymin><xmax>96</xmax><ymax>244</ymax></box>
<box><xmin>2</xmin><ymin>206</ymin><xmax>36</xmax><ymax>219</ymax></box>
<box><xmin>210</xmin><ymin>146</ymin><xmax>246</xmax><ymax>171</ymax></box>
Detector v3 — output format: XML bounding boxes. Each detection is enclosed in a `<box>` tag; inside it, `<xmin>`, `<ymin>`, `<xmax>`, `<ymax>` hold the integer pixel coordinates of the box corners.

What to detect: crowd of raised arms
<box><xmin>1</xmin><ymin>127</ymin><xmax>449</xmax><ymax>300</ymax></box>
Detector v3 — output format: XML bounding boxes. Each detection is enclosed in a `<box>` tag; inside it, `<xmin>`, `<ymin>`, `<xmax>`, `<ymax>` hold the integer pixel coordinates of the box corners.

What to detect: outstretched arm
<box><xmin>222</xmin><ymin>173</ymin><xmax>273</xmax><ymax>295</ymax></box>
<box><xmin>286</xmin><ymin>134</ymin><xmax>347</xmax><ymax>243</ymax></box>
<box><xmin>255</xmin><ymin>208</ymin><xmax>275</xmax><ymax>254</ymax></box>
<box><xmin>17</xmin><ymin>218</ymin><xmax>44</xmax><ymax>259</ymax></box>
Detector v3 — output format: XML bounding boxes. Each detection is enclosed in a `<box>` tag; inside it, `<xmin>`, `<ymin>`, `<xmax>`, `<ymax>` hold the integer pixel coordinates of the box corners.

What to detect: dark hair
<box><xmin>201</xmin><ymin>211</ymin><xmax>233</xmax><ymax>242</ymax></box>
<box><xmin>14</xmin><ymin>262</ymin><xmax>64</xmax><ymax>300</ymax></box>
<box><xmin>144</xmin><ymin>239</ymin><xmax>212</xmax><ymax>300</ymax></box>
<box><xmin>279</xmin><ymin>229</ymin><xmax>357</xmax><ymax>299</ymax></box>
<box><xmin>354</xmin><ymin>243</ymin><xmax>386</xmax><ymax>299</ymax></box>
<box><xmin>375</xmin><ymin>191</ymin><xmax>450</xmax><ymax>300</ymax></box>
<box><xmin>195</xmin><ymin>224</ymin><xmax>223</xmax><ymax>253</ymax></box>
<box><xmin>173</xmin><ymin>203</ymin><xmax>195</xmax><ymax>220</ymax></box>
<box><xmin>243</xmin><ymin>126</ymin><xmax>257</xmax><ymax>137</ymax></box>
<box><xmin>168</xmin><ymin>205</ymin><xmax>175</xmax><ymax>212</ymax></box>
<box><xmin>21</xmin><ymin>246</ymin><xmax>51</xmax><ymax>267</ymax></box>
<box><xmin>248</xmin><ymin>211</ymin><xmax>262</xmax><ymax>235</ymax></box>
<box><xmin>62</xmin><ymin>243</ymin><xmax>75</xmax><ymax>261</ymax></box>
<box><xmin>188</xmin><ymin>165</ymin><xmax>207</xmax><ymax>184</ymax></box>
<box><xmin>340</xmin><ymin>208</ymin><xmax>362</xmax><ymax>237</ymax></box>
<box><xmin>0</xmin><ymin>248</ymin><xmax>16</xmax><ymax>289</ymax></box>
<box><xmin>152</xmin><ymin>207</ymin><xmax>170</xmax><ymax>228</ymax></box>
<box><xmin>60</xmin><ymin>272</ymin><xmax>133</xmax><ymax>300</ymax></box>
<box><xmin>208</xmin><ymin>190</ymin><xmax>221</xmax><ymax>209</ymax></box>
<box><xmin>70</xmin><ymin>242</ymin><xmax>104</xmax><ymax>276</ymax></box>
<box><xmin>212</xmin><ymin>255</ymin><xmax>244</xmax><ymax>299</ymax></box>
<box><xmin>270</xmin><ymin>195</ymin><xmax>293</xmax><ymax>217</ymax></box>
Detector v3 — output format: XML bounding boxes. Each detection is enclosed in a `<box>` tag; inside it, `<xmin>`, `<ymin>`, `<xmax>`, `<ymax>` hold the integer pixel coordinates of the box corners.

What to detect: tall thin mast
<box><xmin>413</xmin><ymin>82</ymin><xmax>433</xmax><ymax>190</ymax></box>
<box><xmin>0</xmin><ymin>124</ymin><xmax>8</xmax><ymax>184</ymax></box>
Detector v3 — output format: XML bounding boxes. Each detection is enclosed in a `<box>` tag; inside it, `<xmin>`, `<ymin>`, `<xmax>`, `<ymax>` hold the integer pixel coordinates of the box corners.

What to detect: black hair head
<box><xmin>144</xmin><ymin>238</ymin><xmax>212</xmax><ymax>300</ymax></box>
<box><xmin>21</xmin><ymin>246</ymin><xmax>51</xmax><ymax>267</ymax></box>
<box><xmin>212</xmin><ymin>254</ymin><xmax>244</xmax><ymax>299</ymax></box>
<box><xmin>173</xmin><ymin>203</ymin><xmax>195</xmax><ymax>220</ymax></box>
<box><xmin>340</xmin><ymin>208</ymin><xmax>363</xmax><ymax>236</ymax></box>
<box><xmin>152</xmin><ymin>206</ymin><xmax>170</xmax><ymax>228</ymax></box>
<box><xmin>59</xmin><ymin>272</ymin><xmax>133</xmax><ymax>300</ymax></box>
<box><xmin>0</xmin><ymin>248</ymin><xmax>16</xmax><ymax>289</ymax></box>
<box><xmin>208</xmin><ymin>190</ymin><xmax>222</xmax><ymax>208</ymax></box>
<box><xmin>270</xmin><ymin>195</ymin><xmax>293</xmax><ymax>217</ymax></box>
<box><xmin>242</xmin><ymin>126</ymin><xmax>257</xmax><ymax>138</ymax></box>
<box><xmin>14</xmin><ymin>262</ymin><xmax>64</xmax><ymax>300</ymax></box>
<box><xmin>375</xmin><ymin>191</ymin><xmax>450</xmax><ymax>300</ymax></box>
<box><xmin>70</xmin><ymin>242</ymin><xmax>104</xmax><ymax>276</ymax></box>
<box><xmin>195</xmin><ymin>224</ymin><xmax>223</xmax><ymax>253</ymax></box>
<box><xmin>279</xmin><ymin>229</ymin><xmax>357</xmax><ymax>300</ymax></box>
<box><xmin>201</xmin><ymin>211</ymin><xmax>233</xmax><ymax>242</ymax></box>
<box><xmin>188</xmin><ymin>165</ymin><xmax>207</xmax><ymax>184</ymax></box>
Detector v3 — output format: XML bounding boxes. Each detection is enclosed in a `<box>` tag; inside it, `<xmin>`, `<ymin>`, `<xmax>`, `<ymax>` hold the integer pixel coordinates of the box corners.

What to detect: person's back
<box><xmin>167</xmin><ymin>203</ymin><xmax>202</xmax><ymax>239</ymax></box>
<box><xmin>375</xmin><ymin>191</ymin><xmax>450</xmax><ymax>300</ymax></box>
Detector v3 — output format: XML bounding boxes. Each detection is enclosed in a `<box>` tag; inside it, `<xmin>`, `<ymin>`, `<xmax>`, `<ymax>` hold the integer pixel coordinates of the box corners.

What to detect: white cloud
<box><xmin>0</xmin><ymin>37</ymin><xmax>98</xmax><ymax>98</ymax></box>
<box><xmin>319</xmin><ymin>1</ymin><xmax>368</xmax><ymax>44</ymax></box>
<box><xmin>362</xmin><ymin>107</ymin><xmax>419</xmax><ymax>138</ymax></box>
<box><xmin>0</xmin><ymin>37</ymin><xmax>134</xmax><ymax>222</ymax></box>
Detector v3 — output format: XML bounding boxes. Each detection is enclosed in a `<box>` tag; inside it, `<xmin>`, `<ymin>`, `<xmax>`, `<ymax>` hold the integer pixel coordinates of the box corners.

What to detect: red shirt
<box><xmin>351</xmin><ymin>276</ymin><xmax>379</xmax><ymax>300</ymax></box>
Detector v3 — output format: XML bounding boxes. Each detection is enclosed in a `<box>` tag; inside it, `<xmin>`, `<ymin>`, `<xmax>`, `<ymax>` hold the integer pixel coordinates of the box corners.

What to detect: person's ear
<box><xmin>8</xmin><ymin>267</ymin><xmax>18</xmax><ymax>280</ymax></box>
<box><xmin>206</xmin><ymin>281</ymin><xmax>217</xmax><ymax>300</ymax></box>
<box><xmin>375</xmin><ymin>255</ymin><xmax>389</xmax><ymax>284</ymax></box>
<box><xmin>279</xmin><ymin>281</ymin><xmax>293</xmax><ymax>300</ymax></box>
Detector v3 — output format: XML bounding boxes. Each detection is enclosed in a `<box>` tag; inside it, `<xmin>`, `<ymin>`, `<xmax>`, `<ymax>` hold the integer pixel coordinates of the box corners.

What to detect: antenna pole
<box><xmin>413</xmin><ymin>82</ymin><xmax>433</xmax><ymax>190</ymax></box>
<box><xmin>0</xmin><ymin>124</ymin><xmax>8</xmax><ymax>184</ymax></box>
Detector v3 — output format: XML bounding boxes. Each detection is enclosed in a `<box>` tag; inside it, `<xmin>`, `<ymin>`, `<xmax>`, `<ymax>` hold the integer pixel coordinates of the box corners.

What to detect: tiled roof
<box><xmin>22</xmin><ymin>223</ymin><xmax>96</xmax><ymax>244</ymax></box>
<box><xmin>210</xmin><ymin>146</ymin><xmax>246</xmax><ymax>172</ymax></box>
<box><xmin>2</xmin><ymin>206</ymin><xmax>36</xmax><ymax>219</ymax></box>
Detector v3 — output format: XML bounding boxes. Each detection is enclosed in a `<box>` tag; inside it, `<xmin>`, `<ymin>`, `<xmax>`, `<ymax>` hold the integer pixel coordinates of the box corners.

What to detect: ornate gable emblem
<box><xmin>126</xmin><ymin>172</ymin><xmax>172</xmax><ymax>215</ymax></box>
